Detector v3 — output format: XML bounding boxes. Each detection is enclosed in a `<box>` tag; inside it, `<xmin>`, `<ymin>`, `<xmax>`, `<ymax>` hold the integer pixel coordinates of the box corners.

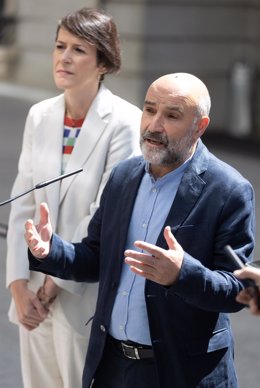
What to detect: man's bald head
<box><xmin>148</xmin><ymin>73</ymin><xmax>211</xmax><ymax>117</ymax></box>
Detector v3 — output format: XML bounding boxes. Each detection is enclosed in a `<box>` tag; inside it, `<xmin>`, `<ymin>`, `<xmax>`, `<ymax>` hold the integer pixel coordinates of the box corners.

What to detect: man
<box><xmin>25</xmin><ymin>73</ymin><xmax>255</xmax><ymax>388</ymax></box>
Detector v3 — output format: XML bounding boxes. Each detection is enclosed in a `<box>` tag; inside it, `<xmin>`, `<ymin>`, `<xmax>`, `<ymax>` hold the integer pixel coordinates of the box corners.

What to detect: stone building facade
<box><xmin>0</xmin><ymin>0</ymin><xmax>259</xmax><ymax>135</ymax></box>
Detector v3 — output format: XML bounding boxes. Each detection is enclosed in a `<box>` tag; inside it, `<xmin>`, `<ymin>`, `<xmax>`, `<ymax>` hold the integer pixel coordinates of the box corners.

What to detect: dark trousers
<box><xmin>92</xmin><ymin>336</ymin><xmax>160</xmax><ymax>388</ymax></box>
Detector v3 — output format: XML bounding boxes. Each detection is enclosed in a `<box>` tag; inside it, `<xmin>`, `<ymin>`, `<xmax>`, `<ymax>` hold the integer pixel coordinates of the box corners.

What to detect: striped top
<box><xmin>62</xmin><ymin>116</ymin><xmax>84</xmax><ymax>173</ymax></box>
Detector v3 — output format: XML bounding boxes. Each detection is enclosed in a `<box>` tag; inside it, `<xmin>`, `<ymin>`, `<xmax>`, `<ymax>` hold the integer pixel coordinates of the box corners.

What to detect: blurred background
<box><xmin>1</xmin><ymin>0</ymin><xmax>260</xmax><ymax>136</ymax></box>
<box><xmin>0</xmin><ymin>0</ymin><xmax>260</xmax><ymax>387</ymax></box>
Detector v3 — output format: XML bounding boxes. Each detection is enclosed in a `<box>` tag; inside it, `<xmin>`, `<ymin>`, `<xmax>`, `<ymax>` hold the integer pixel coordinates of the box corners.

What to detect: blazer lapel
<box><xmin>157</xmin><ymin>140</ymin><xmax>208</xmax><ymax>246</ymax></box>
<box><xmin>166</xmin><ymin>171</ymin><xmax>206</xmax><ymax>231</ymax></box>
<box><xmin>59</xmin><ymin>85</ymin><xmax>111</xmax><ymax>203</ymax></box>
<box><xmin>35</xmin><ymin>95</ymin><xmax>65</xmax><ymax>228</ymax></box>
<box><xmin>117</xmin><ymin>159</ymin><xmax>146</xmax><ymax>257</ymax></box>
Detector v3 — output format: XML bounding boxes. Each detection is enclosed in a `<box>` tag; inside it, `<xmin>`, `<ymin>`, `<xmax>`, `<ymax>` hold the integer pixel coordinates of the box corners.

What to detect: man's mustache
<box><xmin>141</xmin><ymin>131</ymin><xmax>168</xmax><ymax>146</ymax></box>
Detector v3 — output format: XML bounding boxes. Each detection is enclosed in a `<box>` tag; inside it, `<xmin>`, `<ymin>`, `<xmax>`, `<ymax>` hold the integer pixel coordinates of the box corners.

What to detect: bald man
<box><xmin>25</xmin><ymin>73</ymin><xmax>255</xmax><ymax>388</ymax></box>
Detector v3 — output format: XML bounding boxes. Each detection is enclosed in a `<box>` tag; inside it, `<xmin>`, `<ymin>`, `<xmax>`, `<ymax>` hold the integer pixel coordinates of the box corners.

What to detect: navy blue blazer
<box><xmin>29</xmin><ymin>139</ymin><xmax>255</xmax><ymax>387</ymax></box>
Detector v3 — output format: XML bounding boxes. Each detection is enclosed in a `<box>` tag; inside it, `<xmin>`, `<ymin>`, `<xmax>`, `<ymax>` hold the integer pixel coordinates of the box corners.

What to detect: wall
<box><xmin>13</xmin><ymin>0</ymin><xmax>97</xmax><ymax>90</ymax></box>
<box><xmin>106</xmin><ymin>0</ymin><xmax>260</xmax><ymax>134</ymax></box>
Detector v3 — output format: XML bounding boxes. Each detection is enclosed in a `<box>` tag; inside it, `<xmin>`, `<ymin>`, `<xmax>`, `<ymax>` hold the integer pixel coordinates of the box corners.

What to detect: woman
<box><xmin>6</xmin><ymin>7</ymin><xmax>141</xmax><ymax>388</ymax></box>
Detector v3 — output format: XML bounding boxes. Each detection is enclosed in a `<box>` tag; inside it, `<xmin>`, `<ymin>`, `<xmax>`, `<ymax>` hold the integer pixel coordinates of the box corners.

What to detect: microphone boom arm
<box><xmin>0</xmin><ymin>168</ymin><xmax>83</xmax><ymax>207</ymax></box>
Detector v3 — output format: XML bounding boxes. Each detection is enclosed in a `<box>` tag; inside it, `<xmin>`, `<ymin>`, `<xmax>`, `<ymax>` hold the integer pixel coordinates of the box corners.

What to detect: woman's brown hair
<box><xmin>56</xmin><ymin>7</ymin><xmax>121</xmax><ymax>80</ymax></box>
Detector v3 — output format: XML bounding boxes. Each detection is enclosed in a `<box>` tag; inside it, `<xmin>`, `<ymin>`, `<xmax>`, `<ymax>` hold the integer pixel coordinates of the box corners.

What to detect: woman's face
<box><xmin>53</xmin><ymin>27</ymin><xmax>105</xmax><ymax>92</ymax></box>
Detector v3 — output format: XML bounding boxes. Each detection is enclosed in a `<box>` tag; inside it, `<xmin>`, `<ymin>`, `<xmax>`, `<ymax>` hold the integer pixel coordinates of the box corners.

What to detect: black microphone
<box><xmin>0</xmin><ymin>168</ymin><xmax>83</xmax><ymax>207</ymax></box>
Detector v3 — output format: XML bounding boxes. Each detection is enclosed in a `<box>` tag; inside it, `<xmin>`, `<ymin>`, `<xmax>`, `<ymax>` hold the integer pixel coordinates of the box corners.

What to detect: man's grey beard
<box><xmin>140</xmin><ymin>129</ymin><xmax>195</xmax><ymax>166</ymax></box>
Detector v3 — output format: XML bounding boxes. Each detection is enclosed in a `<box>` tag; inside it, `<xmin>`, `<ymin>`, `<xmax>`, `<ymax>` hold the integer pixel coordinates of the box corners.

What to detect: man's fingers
<box><xmin>24</xmin><ymin>220</ymin><xmax>39</xmax><ymax>247</ymax></box>
<box><xmin>163</xmin><ymin>226</ymin><xmax>177</xmax><ymax>250</ymax></box>
<box><xmin>25</xmin><ymin>219</ymin><xmax>35</xmax><ymax>232</ymax></box>
<box><xmin>39</xmin><ymin>202</ymin><xmax>50</xmax><ymax>225</ymax></box>
<box><xmin>125</xmin><ymin>227</ymin><xmax>183</xmax><ymax>286</ymax></box>
<box><xmin>125</xmin><ymin>254</ymin><xmax>155</xmax><ymax>269</ymax></box>
<box><xmin>24</xmin><ymin>203</ymin><xmax>52</xmax><ymax>258</ymax></box>
<box><xmin>132</xmin><ymin>240</ymin><xmax>166</xmax><ymax>260</ymax></box>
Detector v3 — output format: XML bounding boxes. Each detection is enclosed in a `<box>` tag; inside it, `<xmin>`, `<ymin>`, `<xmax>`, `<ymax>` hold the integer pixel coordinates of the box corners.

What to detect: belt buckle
<box><xmin>121</xmin><ymin>343</ymin><xmax>140</xmax><ymax>360</ymax></box>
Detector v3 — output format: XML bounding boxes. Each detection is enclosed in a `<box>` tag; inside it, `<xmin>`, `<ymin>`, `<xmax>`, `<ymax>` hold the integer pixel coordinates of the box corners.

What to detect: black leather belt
<box><xmin>108</xmin><ymin>335</ymin><xmax>154</xmax><ymax>360</ymax></box>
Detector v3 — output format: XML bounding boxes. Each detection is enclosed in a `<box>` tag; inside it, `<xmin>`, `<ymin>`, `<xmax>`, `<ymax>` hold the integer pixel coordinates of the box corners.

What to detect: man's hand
<box><xmin>24</xmin><ymin>202</ymin><xmax>52</xmax><ymax>259</ymax></box>
<box><xmin>124</xmin><ymin>226</ymin><xmax>184</xmax><ymax>286</ymax></box>
<box><xmin>10</xmin><ymin>279</ymin><xmax>48</xmax><ymax>330</ymax></box>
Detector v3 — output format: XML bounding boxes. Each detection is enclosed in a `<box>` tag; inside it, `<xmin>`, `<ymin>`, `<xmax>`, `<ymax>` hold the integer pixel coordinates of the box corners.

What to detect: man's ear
<box><xmin>196</xmin><ymin>116</ymin><xmax>210</xmax><ymax>137</ymax></box>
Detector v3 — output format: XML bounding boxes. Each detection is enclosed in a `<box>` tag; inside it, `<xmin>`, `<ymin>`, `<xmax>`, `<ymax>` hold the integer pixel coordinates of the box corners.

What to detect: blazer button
<box><xmin>100</xmin><ymin>325</ymin><xmax>106</xmax><ymax>333</ymax></box>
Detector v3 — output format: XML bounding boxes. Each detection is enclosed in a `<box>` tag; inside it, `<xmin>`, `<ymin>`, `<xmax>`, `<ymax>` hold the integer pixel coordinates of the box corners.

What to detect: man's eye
<box><xmin>168</xmin><ymin>114</ymin><xmax>179</xmax><ymax>119</ymax></box>
<box><xmin>145</xmin><ymin>107</ymin><xmax>155</xmax><ymax>114</ymax></box>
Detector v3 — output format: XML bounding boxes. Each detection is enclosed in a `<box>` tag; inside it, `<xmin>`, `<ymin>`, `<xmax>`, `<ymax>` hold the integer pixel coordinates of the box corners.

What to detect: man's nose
<box><xmin>148</xmin><ymin>115</ymin><xmax>164</xmax><ymax>132</ymax></box>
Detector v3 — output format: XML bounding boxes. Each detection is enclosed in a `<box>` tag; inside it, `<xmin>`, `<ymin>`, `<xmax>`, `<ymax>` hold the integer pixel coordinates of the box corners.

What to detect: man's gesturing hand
<box><xmin>24</xmin><ymin>202</ymin><xmax>52</xmax><ymax>259</ymax></box>
<box><xmin>124</xmin><ymin>226</ymin><xmax>184</xmax><ymax>286</ymax></box>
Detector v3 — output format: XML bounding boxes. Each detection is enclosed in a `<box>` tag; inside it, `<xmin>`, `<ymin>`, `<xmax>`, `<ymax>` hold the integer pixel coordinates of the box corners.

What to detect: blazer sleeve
<box><xmin>6</xmin><ymin>96</ymin><xmax>64</xmax><ymax>289</ymax></box>
<box><xmin>168</xmin><ymin>178</ymin><xmax>255</xmax><ymax>313</ymax></box>
<box><xmin>6</xmin><ymin>109</ymin><xmax>36</xmax><ymax>287</ymax></box>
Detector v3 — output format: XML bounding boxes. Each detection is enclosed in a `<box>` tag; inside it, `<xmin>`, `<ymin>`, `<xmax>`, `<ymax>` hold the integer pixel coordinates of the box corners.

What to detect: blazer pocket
<box><xmin>186</xmin><ymin>328</ymin><xmax>231</xmax><ymax>356</ymax></box>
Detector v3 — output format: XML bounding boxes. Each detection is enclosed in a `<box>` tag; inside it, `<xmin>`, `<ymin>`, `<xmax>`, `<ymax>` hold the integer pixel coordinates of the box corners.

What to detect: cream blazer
<box><xmin>6</xmin><ymin>84</ymin><xmax>142</xmax><ymax>335</ymax></box>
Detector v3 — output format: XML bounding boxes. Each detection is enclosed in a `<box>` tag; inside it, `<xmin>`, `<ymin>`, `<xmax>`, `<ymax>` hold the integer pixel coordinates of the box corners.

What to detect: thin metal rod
<box><xmin>0</xmin><ymin>168</ymin><xmax>83</xmax><ymax>207</ymax></box>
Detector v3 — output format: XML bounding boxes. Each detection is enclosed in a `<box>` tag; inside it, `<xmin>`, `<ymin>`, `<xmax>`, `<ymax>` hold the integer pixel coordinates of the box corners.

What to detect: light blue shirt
<box><xmin>109</xmin><ymin>160</ymin><xmax>190</xmax><ymax>344</ymax></box>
